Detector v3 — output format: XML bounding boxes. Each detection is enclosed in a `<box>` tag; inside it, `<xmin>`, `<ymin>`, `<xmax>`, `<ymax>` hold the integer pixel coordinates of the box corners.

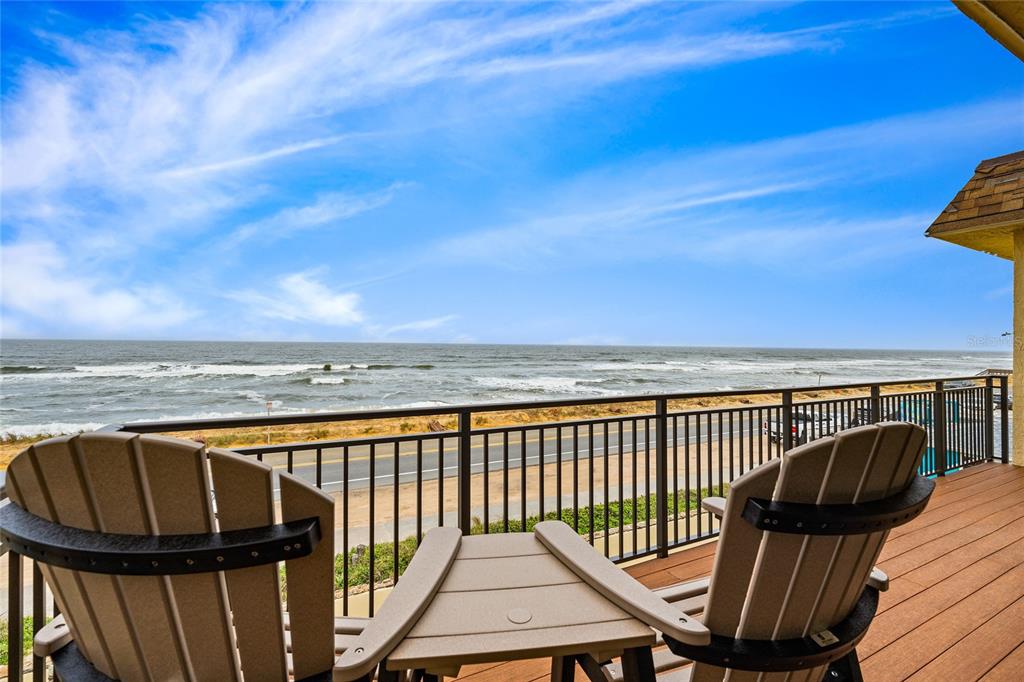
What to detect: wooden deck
<box><xmin>453</xmin><ymin>462</ymin><xmax>1024</xmax><ymax>682</ymax></box>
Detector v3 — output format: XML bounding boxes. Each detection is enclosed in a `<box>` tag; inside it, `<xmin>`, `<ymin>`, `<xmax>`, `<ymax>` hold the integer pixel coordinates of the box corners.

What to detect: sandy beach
<box><xmin>0</xmin><ymin>380</ymin><xmax>950</xmax><ymax>467</ymax></box>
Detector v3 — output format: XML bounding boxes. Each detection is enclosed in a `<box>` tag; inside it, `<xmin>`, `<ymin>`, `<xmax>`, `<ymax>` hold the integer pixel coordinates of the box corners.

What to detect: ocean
<box><xmin>0</xmin><ymin>339</ymin><xmax>1011</xmax><ymax>439</ymax></box>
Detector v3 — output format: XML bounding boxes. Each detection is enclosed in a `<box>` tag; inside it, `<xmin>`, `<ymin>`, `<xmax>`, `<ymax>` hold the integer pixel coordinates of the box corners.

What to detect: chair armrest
<box><xmin>700</xmin><ymin>497</ymin><xmax>726</xmax><ymax>519</ymax></box>
<box><xmin>535</xmin><ymin>521</ymin><xmax>710</xmax><ymax>646</ymax></box>
<box><xmin>34</xmin><ymin>615</ymin><xmax>72</xmax><ymax>658</ymax></box>
<box><xmin>652</xmin><ymin>577</ymin><xmax>710</xmax><ymax>604</ymax></box>
<box><xmin>332</xmin><ymin>527</ymin><xmax>462</xmax><ymax>681</ymax></box>
<box><xmin>867</xmin><ymin>567</ymin><xmax>889</xmax><ymax>592</ymax></box>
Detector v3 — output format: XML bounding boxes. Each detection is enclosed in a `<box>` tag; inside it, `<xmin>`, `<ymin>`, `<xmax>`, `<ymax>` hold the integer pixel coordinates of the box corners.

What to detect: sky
<box><xmin>0</xmin><ymin>1</ymin><xmax>1022</xmax><ymax>350</ymax></box>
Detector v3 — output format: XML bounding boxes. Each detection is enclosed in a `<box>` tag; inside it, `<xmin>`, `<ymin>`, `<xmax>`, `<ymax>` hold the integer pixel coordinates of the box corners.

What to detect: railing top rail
<box><xmin>109</xmin><ymin>375</ymin><xmax>992</xmax><ymax>434</ymax></box>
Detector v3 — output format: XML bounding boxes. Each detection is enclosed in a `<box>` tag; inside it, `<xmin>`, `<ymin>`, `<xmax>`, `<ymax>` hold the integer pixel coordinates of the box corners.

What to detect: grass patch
<box><xmin>0</xmin><ymin>615</ymin><xmax>43</xmax><ymax>666</ymax></box>
<box><xmin>335</xmin><ymin>485</ymin><xmax>727</xmax><ymax>591</ymax></box>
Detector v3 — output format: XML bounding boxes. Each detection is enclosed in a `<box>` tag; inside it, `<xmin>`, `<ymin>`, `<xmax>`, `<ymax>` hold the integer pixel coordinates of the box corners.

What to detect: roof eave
<box><xmin>926</xmin><ymin>216</ymin><xmax>1021</xmax><ymax>260</ymax></box>
<box><xmin>954</xmin><ymin>0</ymin><xmax>1024</xmax><ymax>61</ymax></box>
<box><xmin>926</xmin><ymin>211</ymin><xmax>1024</xmax><ymax>238</ymax></box>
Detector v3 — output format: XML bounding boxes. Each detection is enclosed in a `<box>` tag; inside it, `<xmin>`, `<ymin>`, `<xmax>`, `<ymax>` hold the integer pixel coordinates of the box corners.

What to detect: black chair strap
<box><xmin>52</xmin><ymin>642</ymin><xmax>116</xmax><ymax>682</ymax></box>
<box><xmin>663</xmin><ymin>586</ymin><xmax>879</xmax><ymax>672</ymax></box>
<box><xmin>51</xmin><ymin>639</ymin><xmax>334</xmax><ymax>681</ymax></box>
<box><xmin>0</xmin><ymin>501</ymin><xmax>320</xmax><ymax>575</ymax></box>
<box><xmin>742</xmin><ymin>475</ymin><xmax>934</xmax><ymax>536</ymax></box>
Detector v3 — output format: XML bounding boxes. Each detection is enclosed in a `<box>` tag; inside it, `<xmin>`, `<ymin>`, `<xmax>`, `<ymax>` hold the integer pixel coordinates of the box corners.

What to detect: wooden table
<box><xmin>385</xmin><ymin>533</ymin><xmax>659</xmax><ymax>681</ymax></box>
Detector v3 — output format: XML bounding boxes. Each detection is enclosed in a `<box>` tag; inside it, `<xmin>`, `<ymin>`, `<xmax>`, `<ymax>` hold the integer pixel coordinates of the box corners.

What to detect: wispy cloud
<box><xmin>222</xmin><ymin>183</ymin><xmax>406</xmax><ymax>249</ymax></box>
<box><xmin>429</xmin><ymin>96</ymin><xmax>1023</xmax><ymax>269</ymax></box>
<box><xmin>159</xmin><ymin>134</ymin><xmax>362</xmax><ymax>179</ymax></box>
<box><xmin>227</xmin><ymin>270</ymin><xmax>364</xmax><ymax>327</ymax></box>
<box><xmin>5</xmin><ymin>1</ymin><xmax>863</xmax><ymax>333</ymax></box>
<box><xmin>226</xmin><ymin>272</ymin><xmax>458</xmax><ymax>339</ymax></box>
<box><xmin>985</xmin><ymin>285</ymin><xmax>1013</xmax><ymax>300</ymax></box>
<box><xmin>0</xmin><ymin>0</ymin><xmax>1000</xmax><ymax>343</ymax></box>
<box><xmin>0</xmin><ymin>241</ymin><xmax>194</xmax><ymax>336</ymax></box>
<box><xmin>373</xmin><ymin>315</ymin><xmax>459</xmax><ymax>338</ymax></box>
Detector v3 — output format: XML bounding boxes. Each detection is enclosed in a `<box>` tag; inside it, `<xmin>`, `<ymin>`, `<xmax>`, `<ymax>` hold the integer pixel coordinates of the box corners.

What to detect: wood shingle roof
<box><xmin>925</xmin><ymin>150</ymin><xmax>1024</xmax><ymax>259</ymax></box>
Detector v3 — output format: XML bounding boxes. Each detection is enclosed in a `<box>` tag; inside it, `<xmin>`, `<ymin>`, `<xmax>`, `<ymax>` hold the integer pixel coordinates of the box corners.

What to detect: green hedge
<box><xmin>0</xmin><ymin>616</ymin><xmax>37</xmax><ymax>666</ymax></box>
<box><xmin>336</xmin><ymin>485</ymin><xmax>727</xmax><ymax>591</ymax></box>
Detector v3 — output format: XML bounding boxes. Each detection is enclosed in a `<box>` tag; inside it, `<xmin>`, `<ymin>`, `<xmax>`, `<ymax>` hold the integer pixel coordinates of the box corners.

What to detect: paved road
<box><xmin>256</xmin><ymin>413</ymin><xmax>777</xmax><ymax>494</ymax></box>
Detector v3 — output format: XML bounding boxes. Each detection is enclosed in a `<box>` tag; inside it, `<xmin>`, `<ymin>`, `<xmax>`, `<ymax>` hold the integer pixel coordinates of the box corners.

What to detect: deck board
<box><xmin>453</xmin><ymin>462</ymin><xmax>1024</xmax><ymax>682</ymax></box>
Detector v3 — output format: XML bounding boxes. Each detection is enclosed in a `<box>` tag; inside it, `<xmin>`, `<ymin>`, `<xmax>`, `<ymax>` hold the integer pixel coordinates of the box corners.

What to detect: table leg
<box><xmin>577</xmin><ymin>654</ymin><xmax>611</xmax><ymax>682</ymax></box>
<box><xmin>551</xmin><ymin>655</ymin><xmax>578</xmax><ymax>682</ymax></box>
<box><xmin>410</xmin><ymin>672</ymin><xmax>437</xmax><ymax>682</ymax></box>
<box><xmin>620</xmin><ymin>646</ymin><xmax>656</xmax><ymax>682</ymax></box>
<box><xmin>410</xmin><ymin>672</ymin><xmax>443</xmax><ymax>682</ymax></box>
<box><xmin>377</xmin><ymin>661</ymin><xmax>404</xmax><ymax>682</ymax></box>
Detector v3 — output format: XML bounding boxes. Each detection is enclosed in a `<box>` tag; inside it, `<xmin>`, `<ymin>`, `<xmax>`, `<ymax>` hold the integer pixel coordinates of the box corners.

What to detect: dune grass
<box><xmin>336</xmin><ymin>484</ymin><xmax>727</xmax><ymax>591</ymax></box>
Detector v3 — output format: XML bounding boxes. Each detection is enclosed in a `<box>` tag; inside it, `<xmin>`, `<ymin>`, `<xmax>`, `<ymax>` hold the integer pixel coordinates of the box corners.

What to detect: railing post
<box><xmin>1000</xmin><ymin>375</ymin><xmax>1010</xmax><ymax>464</ymax></box>
<box><xmin>655</xmin><ymin>398</ymin><xmax>669</xmax><ymax>559</ymax></box>
<box><xmin>934</xmin><ymin>381</ymin><xmax>947</xmax><ymax>476</ymax></box>
<box><xmin>985</xmin><ymin>377</ymin><xmax>995</xmax><ymax>462</ymax></box>
<box><xmin>32</xmin><ymin>563</ymin><xmax>44</xmax><ymax>682</ymax></box>
<box><xmin>870</xmin><ymin>384</ymin><xmax>881</xmax><ymax>424</ymax></box>
<box><xmin>458</xmin><ymin>410</ymin><xmax>472</xmax><ymax>535</ymax></box>
<box><xmin>782</xmin><ymin>390</ymin><xmax>794</xmax><ymax>453</ymax></box>
<box><xmin>9</xmin><ymin>550</ymin><xmax>23</xmax><ymax>682</ymax></box>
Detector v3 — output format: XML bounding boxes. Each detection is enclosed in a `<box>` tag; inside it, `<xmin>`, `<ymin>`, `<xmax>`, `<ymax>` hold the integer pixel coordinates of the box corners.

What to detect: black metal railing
<box><xmin>0</xmin><ymin>375</ymin><xmax>1011</xmax><ymax>680</ymax></box>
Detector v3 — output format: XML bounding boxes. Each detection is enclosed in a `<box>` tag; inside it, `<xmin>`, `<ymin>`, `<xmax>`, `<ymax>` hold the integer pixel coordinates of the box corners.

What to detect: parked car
<box><xmin>849</xmin><ymin>406</ymin><xmax>903</xmax><ymax>427</ymax></box>
<box><xmin>763</xmin><ymin>411</ymin><xmax>845</xmax><ymax>445</ymax></box>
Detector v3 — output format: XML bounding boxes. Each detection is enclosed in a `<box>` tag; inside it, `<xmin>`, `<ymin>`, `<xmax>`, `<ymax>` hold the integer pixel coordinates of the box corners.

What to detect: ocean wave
<box><xmin>387</xmin><ymin>400</ymin><xmax>451</xmax><ymax>409</ymax></box>
<box><xmin>0</xmin><ymin>365</ymin><xmax>53</xmax><ymax>374</ymax></box>
<box><xmin>347</xmin><ymin>363</ymin><xmax>434</xmax><ymax>370</ymax></box>
<box><xmin>1</xmin><ymin>422</ymin><xmax>106</xmax><ymax>440</ymax></box>
<box><xmin>237</xmin><ymin>390</ymin><xmax>266</xmax><ymax>404</ymax></box>
<box><xmin>309</xmin><ymin>376</ymin><xmax>349</xmax><ymax>385</ymax></box>
<box><xmin>77</xmin><ymin>363</ymin><xmax>322</xmax><ymax>378</ymax></box>
<box><xmin>589</xmin><ymin>360</ymin><xmax>692</xmax><ymax>372</ymax></box>
<box><xmin>2</xmin><ymin>363</ymin><xmax>328</xmax><ymax>380</ymax></box>
<box><xmin>474</xmin><ymin>376</ymin><xmax>616</xmax><ymax>395</ymax></box>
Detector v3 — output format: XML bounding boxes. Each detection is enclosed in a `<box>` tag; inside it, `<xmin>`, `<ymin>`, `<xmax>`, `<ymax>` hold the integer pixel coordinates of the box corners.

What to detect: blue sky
<box><xmin>1</xmin><ymin>1</ymin><xmax>1021</xmax><ymax>349</ymax></box>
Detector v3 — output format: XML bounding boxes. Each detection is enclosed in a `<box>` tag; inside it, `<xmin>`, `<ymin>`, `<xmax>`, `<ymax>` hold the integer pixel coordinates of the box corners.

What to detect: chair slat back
<box><xmin>280</xmin><ymin>472</ymin><xmax>336</xmax><ymax>680</ymax></box>
<box><xmin>692</xmin><ymin>422</ymin><xmax>926</xmax><ymax>682</ymax></box>
<box><xmin>208</xmin><ymin>448</ymin><xmax>289</xmax><ymax>682</ymax></box>
<box><xmin>7</xmin><ymin>436</ymin><xmax>119</xmax><ymax>677</ymax></box>
<box><xmin>8</xmin><ymin>433</ymin><xmax>241</xmax><ymax>680</ymax></box>
<box><xmin>7</xmin><ymin>433</ymin><xmax>337</xmax><ymax>682</ymax></box>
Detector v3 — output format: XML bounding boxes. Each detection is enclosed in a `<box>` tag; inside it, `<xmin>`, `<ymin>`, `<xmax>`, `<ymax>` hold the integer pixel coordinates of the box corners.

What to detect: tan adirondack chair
<box><xmin>1</xmin><ymin>432</ymin><xmax>345</xmax><ymax>681</ymax></box>
<box><xmin>578</xmin><ymin>421</ymin><xmax>932</xmax><ymax>682</ymax></box>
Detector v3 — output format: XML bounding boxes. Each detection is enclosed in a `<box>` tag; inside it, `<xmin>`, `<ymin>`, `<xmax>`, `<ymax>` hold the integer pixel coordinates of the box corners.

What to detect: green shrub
<box><xmin>0</xmin><ymin>615</ymin><xmax>42</xmax><ymax>666</ymax></box>
<box><xmin>336</xmin><ymin>485</ymin><xmax>727</xmax><ymax>591</ymax></box>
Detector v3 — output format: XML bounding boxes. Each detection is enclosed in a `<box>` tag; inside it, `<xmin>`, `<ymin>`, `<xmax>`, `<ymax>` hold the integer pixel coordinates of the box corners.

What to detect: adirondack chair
<box><xmin>0</xmin><ymin>432</ymin><xmax>346</xmax><ymax>681</ymax></box>
<box><xmin>572</xmin><ymin>421</ymin><xmax>932</xmax><ymax>682</ymax></box>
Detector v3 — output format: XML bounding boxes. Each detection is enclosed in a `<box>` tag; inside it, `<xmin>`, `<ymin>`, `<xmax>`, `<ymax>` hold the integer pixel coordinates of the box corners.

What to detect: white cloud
<box><xmin>430</xmin><ymin>96</ymin><xmax>1024</xmax><ymax>268</ymax></box>
<box><xmin>228</xmin><ymin>270</ymin><xmax>364</xmax><ymax>326</ymax></box>
<box><xmin>159</xmin><ymin>134</ymin><xmax>360</xmax><ymax>179</ymax></box>
<box><xmin>0</xmin><ymin>241</ymin><xmax>194</xmax><ymax>336</ymax></box>
<box><xmin>0</xmin><ymin>1</ymin><xmax>988</xmax><ymax>340</ymax></box>
<box><xmin>376</xmin><ymin>315</ymin><xmax>459</xmax><ymax>337</ymax></box>
<box><xmin>223</xmin><ymin>183</ymin><xmax>406</xmax><ymax>248</ymax></box>
<box><xmin>2</xmin><ymin>0</ymin><xmax>854</xmax><ymax>301</ymax></box>
<box><xmin>437</xmin><ymin>180</ymin><xmax>815</xmax><ymax>262</ymax></box>
<box><xmin>985</xmin><ymin>286</ymin><xmax>1013</xmax><ymax>300</ymax></box>
<box><xmin>1</xmin><ymin>1</ymin><xmax>920</xmax><ymax>207</ymax></box>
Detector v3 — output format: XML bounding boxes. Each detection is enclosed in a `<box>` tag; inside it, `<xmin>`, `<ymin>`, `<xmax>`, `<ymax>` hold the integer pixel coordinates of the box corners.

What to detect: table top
<box><xmin>385</xmin><ymin>533</ymin><xmax>656</xmax><ymax>672</ymax></box>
